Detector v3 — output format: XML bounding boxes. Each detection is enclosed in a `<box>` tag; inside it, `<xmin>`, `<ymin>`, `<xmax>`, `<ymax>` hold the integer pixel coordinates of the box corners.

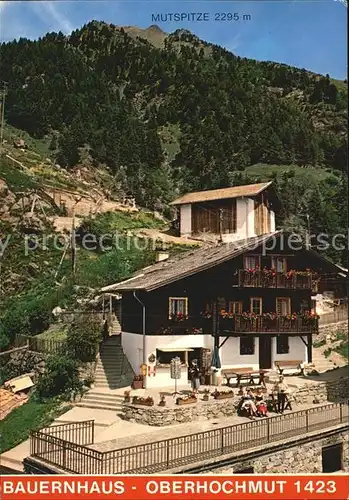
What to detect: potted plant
<box><xmin>213</xmin><ymin>389</ymin><xmax>234</xmax><ymax>400</ymax></box>
<box><xmin>158</xmin><ymin>393</ymin><xmax>166</xmax><ymax>407</ymax></box>
<box><xmin>203</xmin><ymin>389</ymin><xmax>210</xmax><ymax>401</ymax></box>
<box><xmin>132</xmin><ymin>375</ymin><xmax>143</xmax><ymax>389</ymax></box>
<box><xmin>176</xmin><ymin>392</ymin><xmax>197</xmax><ymax>405</ymax></box>
<box><xmin>170</xmin><ymin>312</ymin><xmax>188</xmax><ymax>322</ymax></box>
<box><xmin>132</xmin><ymin>396</ymin><xmax>154</xmax><ymax>406</ymax></box>
<box><xmin>124</xmin><ymin>390</ymin><xmax>131</xmax><ymax>403</ymax></box>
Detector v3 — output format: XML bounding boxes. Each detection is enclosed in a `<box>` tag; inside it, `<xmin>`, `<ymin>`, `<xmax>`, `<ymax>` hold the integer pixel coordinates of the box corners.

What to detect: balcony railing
<box><xmin>238</xmin><ymin>270</ymin><xmax>316</xmax><ymax>290</ymax></box>
<box><xmin>220</xmin><ymin>314</ymin><xmax>319</xmax><ymax>334</ymax></box>
<box><xmin>151</xmin><ymin>315</ymin><xmax>213</xmax><ymax>335</ymax></box>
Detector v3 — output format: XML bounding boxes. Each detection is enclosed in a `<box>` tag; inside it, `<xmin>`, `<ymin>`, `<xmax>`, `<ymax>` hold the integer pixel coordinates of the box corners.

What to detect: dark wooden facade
<box><xmin>121</xmin><ymin>240</ymin><xmax>336</xmax><ymax>339</ymax></box>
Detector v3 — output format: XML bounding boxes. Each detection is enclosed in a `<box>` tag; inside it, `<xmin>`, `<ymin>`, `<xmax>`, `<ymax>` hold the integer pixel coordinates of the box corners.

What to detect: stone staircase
<box><xmin>77</xmin><ymin>391</ymin><xmax>125</xmax><ymax>412</ymax></box>
<box><xmin>76</xmin><ymin>336</ymin><xmax>134</xmax><ymax>411</ymax></box>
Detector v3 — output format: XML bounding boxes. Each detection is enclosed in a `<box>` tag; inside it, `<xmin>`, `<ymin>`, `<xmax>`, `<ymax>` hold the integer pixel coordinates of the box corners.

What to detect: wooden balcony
<box><xmin>220</xmin><ymin>314</ymin><xmax>319</xmax><ymax>335</ymax></box>
<box><xmin>238</xmin><ymin>270</ymin><xmax>316</xmax><ymax>290</ymax></box>
<box><xmin>152</xmin><ymin>315</ymin><xmax>213</xmax><ymax>335</ymax></box>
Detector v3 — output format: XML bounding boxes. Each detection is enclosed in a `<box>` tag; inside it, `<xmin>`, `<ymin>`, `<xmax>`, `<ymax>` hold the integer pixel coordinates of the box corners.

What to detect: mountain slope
<box><xmin>1</xmin><ymin>22</ymin><xmax>347</xmax><ymax>202</ymax></box>
<box><xmin>0</xmin><ymin>22</ymin><xmax>347</xmax><ymax>266</ymax></box>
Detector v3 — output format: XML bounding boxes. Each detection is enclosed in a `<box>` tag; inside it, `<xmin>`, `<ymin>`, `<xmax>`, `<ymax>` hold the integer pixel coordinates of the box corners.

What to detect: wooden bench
<box><xmin>221</xmin><ymin>367</ymin><xmax>267</xmax><ymax>387</ymax></box>
<box><xmin>274</xmin><ymin>360</ymin><xmax>304</xmax><ymax>376</ymax></box>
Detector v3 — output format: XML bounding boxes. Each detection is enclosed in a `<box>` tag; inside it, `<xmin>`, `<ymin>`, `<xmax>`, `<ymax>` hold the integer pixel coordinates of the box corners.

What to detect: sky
<box><xmin>0</xmin><ymin>1</ymin><xmax>347</xmax><ymax>80</ymax></box>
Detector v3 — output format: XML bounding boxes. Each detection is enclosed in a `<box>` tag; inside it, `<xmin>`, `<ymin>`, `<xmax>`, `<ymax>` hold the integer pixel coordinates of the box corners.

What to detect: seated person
<box><xmin>238</xmin><ymin>388</ymin><xmax>258</xmax><ymax>419</ymax></box>
<box><xmin>255</xmin><ymin>387</ymin><xmax>269</xmax><ymax>417</ymax></box>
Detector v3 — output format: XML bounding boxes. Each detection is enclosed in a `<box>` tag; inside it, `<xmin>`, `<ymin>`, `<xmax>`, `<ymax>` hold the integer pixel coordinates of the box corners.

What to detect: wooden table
<box><xmin>223</xmin><ymin>369</ymin><xmax>268</xmax><ymax>388</ymax></box>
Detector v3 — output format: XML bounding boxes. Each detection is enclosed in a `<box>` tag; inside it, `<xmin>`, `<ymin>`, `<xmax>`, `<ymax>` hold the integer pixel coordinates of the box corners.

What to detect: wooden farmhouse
<box><xmin>101</xmin><ymin>183</ymin><xmax>346</xmax><ymax>389</ymax></box>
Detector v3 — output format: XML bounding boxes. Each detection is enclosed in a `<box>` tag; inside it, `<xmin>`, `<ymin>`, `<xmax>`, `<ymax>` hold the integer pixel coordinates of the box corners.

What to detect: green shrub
<box><xmin>36</xmin><ymin>355</ymin><xmax>83</xmax><ymax>400</ymax></box>
<box><xmin>313</xmin><ymin>338</ymin><xmax>326</xmax><ymax>348</ymax></box>
<box><xmin>67</xmin><ymin>314</ymin><xmax>102</xmax><ymax>362</ymax></box>
<box><xmin>323</xmin><ymin>347</ymin><xmax>332</xmax><ymax>358</ymax></box>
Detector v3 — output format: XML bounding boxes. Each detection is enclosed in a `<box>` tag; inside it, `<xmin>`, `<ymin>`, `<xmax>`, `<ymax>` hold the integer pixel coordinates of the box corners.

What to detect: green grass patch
<box><xmin>80</xmin><ymin>210</ymin><xmax>165</xmax><ymax>236</ymax></box>
<box><xmin>3</xmin><ymin>122</ymin><xmax>51</xmax><ymax>158</ymax></box>
<box><xmin>0</xmin><ymin>157</ymin><xmax>38</xmax><ymax>192</ymax></box>
<box><xmin>35</xmin><ymin>325</ymin><xmax>68</xmax><ymax>342</ymax></box>
<box><xmin>0</xmin><ymin>398</ymin><xmax>69</xmax><ymax>453</ymax></box>
<box><xmin>243</xmin><ymin>163</ymin><xmax>338</xmax><ymax>184</ymax></box>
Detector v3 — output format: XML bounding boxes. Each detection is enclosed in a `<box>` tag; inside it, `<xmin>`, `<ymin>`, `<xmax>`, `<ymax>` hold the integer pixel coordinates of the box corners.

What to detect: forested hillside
<box><xmin>0</xmin><ymin>21</ymin><xmax>347</xmax><ymax>260</ymax></box>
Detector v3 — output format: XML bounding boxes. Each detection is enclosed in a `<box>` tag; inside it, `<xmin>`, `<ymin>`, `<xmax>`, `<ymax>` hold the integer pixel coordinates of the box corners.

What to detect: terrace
<box><xmin>28</xmin><ymin>402</ymin><xmax>348</xmax><ymax>474</ymax></box>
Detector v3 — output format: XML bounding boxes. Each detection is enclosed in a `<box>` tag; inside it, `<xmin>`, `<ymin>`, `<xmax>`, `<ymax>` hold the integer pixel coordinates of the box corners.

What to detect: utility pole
<box><xmin>218</xmin><ymin>208</ymin><xmax>223</xmax><ymax>243</ymax></box>
<box><xmin>0</xmin><ymin>82</ymin><xmax>8</xmax><ymax>152</ymax></box>
<box><xmin>71</xmin><ymin>212</ymin><xmax>77</xmax><ymax>280</ymax></box>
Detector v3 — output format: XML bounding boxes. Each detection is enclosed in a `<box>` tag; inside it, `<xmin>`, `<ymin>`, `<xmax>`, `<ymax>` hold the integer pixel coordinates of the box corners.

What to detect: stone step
<box><xmin>76</xmin><ymin>401</ymin><xmax>123</xmax><ymax>411</ymax></box>
<box><xmin>83</xmin><ymin>394</ymin><xmax>124</xmax><ymax>404</ymax></box>
<box><xmin>86</xmin><ymin>391</ymin><xmax>124</xmax><ymax>400</ymax></box>
<box><xmin>94</xmin><ymin>379</ymin><xmax>132</xmax><ymax>389</ymax></box>
<box><xmin>97</xmin><ymin>360</ymin><xmax>125</xmax><ymax>365</ymax></box>
<box><xmin>94</xmin><ymin>376</ymin><xmax>124</xmax><ymax>383</ymax></box>
<box><xmin>95</xmin><ymin>371</ymin><xmax>124</xmax><ymax>377</ymax></box>
<box><xmin>95</xmin><ymin>364</ymin><xmax>128</xmax><ymax>371</ymax></box>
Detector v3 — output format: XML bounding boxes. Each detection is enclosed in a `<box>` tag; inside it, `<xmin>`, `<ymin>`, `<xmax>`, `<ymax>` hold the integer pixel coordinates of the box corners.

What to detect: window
<box><xmin>271</xmin><ymin>256</ymin><xmax>287</xmax><ymax>273</ymax></box>
<box><xmin>228</xmin><ymin>301</ymin><xmax>243</xmax><ymax>314</ymax></box>
<box><xmin>240</xmin><ymin>336</ymin><xmax>255</xmax><ymax>355</ymax></box>
<box><xmin>169</xmin><ymin>297</ymin><xmax>188</xmax><ymax>319</ymax></box>
<box><xmin>244</xmin><ymin>255</ymin><xmax>260</xmax><ymax>270</ymax></box>
<box><xmin>300</xmin><ymin>299</ymin><xmax>309</xmax><ymax>313</ymax></box>
<box><xmin>276</xmin><ymin>297</ymin><xmax>291</xmax><ymax>316</ymax></box>
<box><xmin>322</xmin><ymin>444</ymin><xmax>343</xmax><ymax>473</ymax></box>
<box><xmin>276</xmin><ymin>335</ymin><xmax>289</xmax><ymax>354</ymax></box>
<box><xmin>250</xmin><ymin>297</ymin><xmax>262</xmax><ymax>315</ymax></box>
<box><xmin>156</xmin><ymin>349</ymin><xmax>186</xmax><ymax>365</ymax></box>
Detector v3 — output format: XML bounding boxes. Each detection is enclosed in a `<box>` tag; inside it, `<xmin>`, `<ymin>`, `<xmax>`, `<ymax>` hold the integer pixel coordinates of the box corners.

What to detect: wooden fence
<box><xmin>14</xmin><ymin>334</ymin><xmax>99</xmax><ymax>358</ymax></box>
<box><xmin>319</xmin><ymin>304</ymin><xmax>348</xmax><ymax>326</ymax></box>
<box><xmin>30</xmin><ymin>402</ymin><xmax>349</xmax><ymax>475</ymax></box>
<box><xmin>14</xmin><ymin>334</ymin><xmax>66</xmax><ymax>355</ymax></box>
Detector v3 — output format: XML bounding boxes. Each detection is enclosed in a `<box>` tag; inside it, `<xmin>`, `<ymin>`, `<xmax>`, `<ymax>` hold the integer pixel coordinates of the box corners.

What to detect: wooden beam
<box><xmin>307</xmin><ymin>334</ymin><xmax>312</xmax><ymax>363</ymax></box>
<box><xmin>299</xmin><ymin>336</ymin><xmax>309</xmax><ymax>347</ymax></box>
<box><xmin>219</xmin><ymin>337</ymin><xmax>230</xmax><ymax>349</ymax></box>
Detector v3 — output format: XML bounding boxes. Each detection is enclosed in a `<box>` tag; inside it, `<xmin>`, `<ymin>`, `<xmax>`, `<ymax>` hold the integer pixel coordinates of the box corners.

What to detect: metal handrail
<box><xmin>30</xmin><ymin>402</ymin><xmax>348</xmax><ymax>474</ymax></box>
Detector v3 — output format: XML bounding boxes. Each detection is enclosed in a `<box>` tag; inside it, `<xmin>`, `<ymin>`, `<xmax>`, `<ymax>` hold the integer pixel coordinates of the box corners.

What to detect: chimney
<box><xmin>156</xmin><ymin>250</ymin><xmax>169</xmax><ymax>262</ymax></box>
<box><xmin>155</xmin><ymin>242</ymin><xmax>169</xmax><ymax>262</ymax></box>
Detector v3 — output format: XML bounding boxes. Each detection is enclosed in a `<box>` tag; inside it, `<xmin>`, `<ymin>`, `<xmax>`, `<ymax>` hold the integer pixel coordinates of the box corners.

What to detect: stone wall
<box><xmin>318</xmin><ymin>320</ymin><xmax>348</xmax><ymax>337</ymax></box>
<box><xmin>122</xmin><ymin>397</ymin><xmax>240</xmax><ymax>426</ymax></box>
<box><xmin>1</xmin><ymin>346</ymin><xmax>96</xmax><ymax>386</ymax></box>
<box><xmin>200</xmin><ymin>430</ymin><xmax>349</xmax><ymax>474</ymax></box>
<box><xmin>293</xmin><ymin>377</ymin><xmax>349</xmax><ymax>405</ymax></box>
<box><xmin>0</xmin><ymin>347</ymin><xmax>46</xmax><ymax>383</ymax></box>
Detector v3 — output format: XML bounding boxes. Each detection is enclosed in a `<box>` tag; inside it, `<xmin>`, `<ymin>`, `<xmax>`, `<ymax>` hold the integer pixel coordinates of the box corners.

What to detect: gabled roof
<box><xmin>170</xmin><ymin>182</ymin><xmax>273</xmax><ymax>206</ymax></box>
<box><xmin>101</xmin><ymin>231</ymin><xmax>347</xmax><ymax>294</ymax></box>
<box><xmin>101</xmin><ymin>232</ymin><xmax>281</xmax><ymax>292</ymax></box>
